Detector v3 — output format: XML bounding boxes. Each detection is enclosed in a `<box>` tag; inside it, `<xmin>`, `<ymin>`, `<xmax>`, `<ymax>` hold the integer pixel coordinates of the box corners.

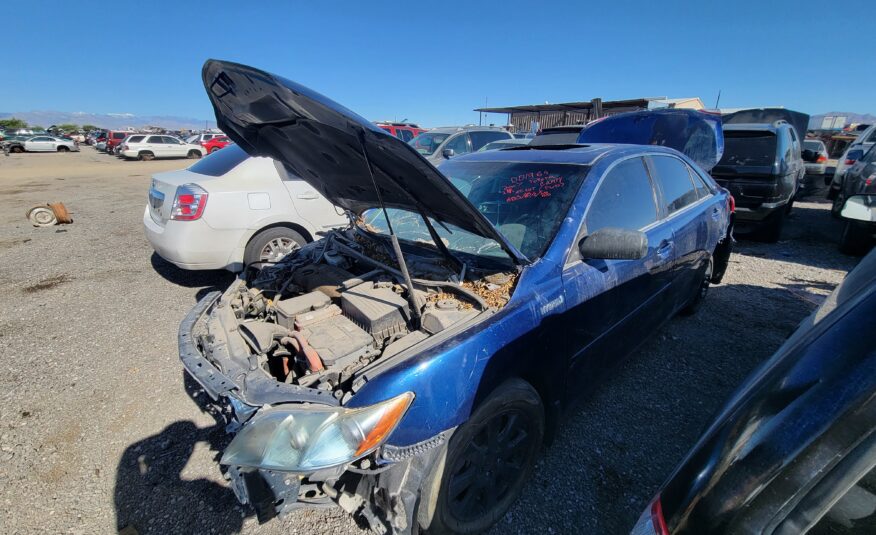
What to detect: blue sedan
<box><xmin>181</xmin><ymin>60</ymin><xmax>733</xmax><ymax>534</ymax></box>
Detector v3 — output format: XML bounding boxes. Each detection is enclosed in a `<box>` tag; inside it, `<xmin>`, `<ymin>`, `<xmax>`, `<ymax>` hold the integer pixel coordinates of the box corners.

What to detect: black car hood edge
<box><xmin>201</xmin><ymin>59</ymin><xmax>526</xmax><ymax>265</ymax></box>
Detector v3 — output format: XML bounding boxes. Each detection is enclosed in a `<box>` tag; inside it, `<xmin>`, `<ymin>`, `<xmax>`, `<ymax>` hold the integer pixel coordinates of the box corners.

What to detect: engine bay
<box><xmin>215</xmin><ymin>228</ymin><xmax>517</xmax><ymax>400</ymax></box>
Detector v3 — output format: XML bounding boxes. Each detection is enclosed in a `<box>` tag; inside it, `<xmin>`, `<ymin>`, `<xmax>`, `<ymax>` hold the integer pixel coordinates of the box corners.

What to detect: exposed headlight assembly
<box><xmin>221</xmin><ymin>392</ymin><xmax>414</xmax><ymax>472</ymax></box>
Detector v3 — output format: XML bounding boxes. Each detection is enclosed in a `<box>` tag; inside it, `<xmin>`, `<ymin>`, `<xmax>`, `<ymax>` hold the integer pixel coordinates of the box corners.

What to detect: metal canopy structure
<box><xmin>476</xmin><ymin>97</ymin><xmax>704</xmax><ymax>132</ymax></box>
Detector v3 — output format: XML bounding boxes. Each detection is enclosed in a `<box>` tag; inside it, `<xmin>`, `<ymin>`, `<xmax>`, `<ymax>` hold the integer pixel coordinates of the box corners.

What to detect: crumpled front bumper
<box><xmin>178</xmin><ymin>289</ymin><xmax>452</xmax><ymax>532</ymax></box>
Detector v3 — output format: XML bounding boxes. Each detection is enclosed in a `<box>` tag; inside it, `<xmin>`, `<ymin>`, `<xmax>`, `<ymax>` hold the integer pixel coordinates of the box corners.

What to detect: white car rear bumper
<box><xmin>143</xmin><ymin>206</ymin><xmax>246</xmax><ymax>270</ymax></box>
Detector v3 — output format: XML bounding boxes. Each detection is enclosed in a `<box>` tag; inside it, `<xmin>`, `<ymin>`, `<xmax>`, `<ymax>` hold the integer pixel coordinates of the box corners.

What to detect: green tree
<box><xmin>81</xmin><ymin>124</ymin><xmax>99</xmax><ymax>132</ymax></box>
<box><xmin>0</xmin><ymin>118</ymin><xmax>28</xmax><ymax>130</ymax></box>
<box><xmin>56</xmin><ymin>123</ymin><xmax>79</xmax><ymax>133</ymax></box>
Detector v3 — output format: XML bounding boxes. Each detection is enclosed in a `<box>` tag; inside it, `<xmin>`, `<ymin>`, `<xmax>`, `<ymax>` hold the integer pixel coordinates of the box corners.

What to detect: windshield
<box><xmin>804</xmin><ymin>140</ymin><xmax>823</xmax><ymax>151</ymax></box>
<box><xmin>361</xmin><ymin>162</ymin><xmax>589</xmax><ymax>260</ymax></box>
<box><xmin>409</xmin><ymin>132</ymin><xmax>450</xmax><ymax>156</ymax></box>
<box><xmin>718</xmin><ymin>131</ymin><xmax>777</xmax><ymax>167</ymax></box>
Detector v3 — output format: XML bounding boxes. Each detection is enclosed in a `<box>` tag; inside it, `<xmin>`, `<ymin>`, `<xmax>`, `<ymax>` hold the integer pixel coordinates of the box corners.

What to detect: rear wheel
<box><xmin>187</xmin><ymin>149</ymin><xmax>201</xmax><ymax>159</ymax></box>
<box><xmin>680</xmin><ymin>256</ymin><xmax>713</xmax><ymax>316</ymax></box>
<box><xmin>418</xmin><ymin>379</ymin><xmax>544</xmax><ymax>534</ymax></box>
<box><xmin>138</xmin><ymin>151</ymin><xmax>154</xmax><ymax>161</ymax></box>
<box><xmin>11</xmin><ymin>145</ymin><xmax>23</xmax><ymax>153</ymax></box>
<box><xmin>57</xmin><ymin>146</ymin><xmax>69</xmax><ymax>152</ymax></box>
<box><xmin>244</xmin><ymin>227</ymin><xmax>307</xmax><ymax>267</ymax></box>
<box><xmin>839</xmin><ymin>221</ymin><xmax>873</xmax><ymax>256</ymax></box>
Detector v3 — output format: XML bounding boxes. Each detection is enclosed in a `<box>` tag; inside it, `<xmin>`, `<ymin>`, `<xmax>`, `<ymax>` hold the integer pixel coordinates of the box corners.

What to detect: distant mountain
<box><xmin>809</xmin><ymin>111</ymin><xmax>876</xmax><ymax>130</ymax></box>
<box><xmin>0</xmin><ymin>110</ymin><xmax>217</xmax><ymax>131</ymax></box>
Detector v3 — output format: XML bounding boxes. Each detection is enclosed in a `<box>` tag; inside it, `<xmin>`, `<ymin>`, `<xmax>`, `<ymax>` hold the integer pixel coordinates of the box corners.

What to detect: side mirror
<box><xmin>579</xmin><ymin>228</ymin><xmax>648</xmax><ymax>260</ymax></box>
<box><xmin>442</xmin><ymin>148</ymin><xmax>455</xmax><ymax>159</ymax></box>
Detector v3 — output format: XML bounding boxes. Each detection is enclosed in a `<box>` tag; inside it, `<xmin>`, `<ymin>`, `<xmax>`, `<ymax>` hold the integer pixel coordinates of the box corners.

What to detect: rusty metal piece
<box><xmin>49</xmin><ymin>202</ymin><xmax>73</xmax><ymax>224</ymax></box>
<box><xmin>280</xmin><ymin>332</ymin><xmax>324</xmax><ymax>372</ymax></box>
<box><xmin>26</xmin><ymin>202</ymin><xmax>72</xmax><ymax>227</ymax></box>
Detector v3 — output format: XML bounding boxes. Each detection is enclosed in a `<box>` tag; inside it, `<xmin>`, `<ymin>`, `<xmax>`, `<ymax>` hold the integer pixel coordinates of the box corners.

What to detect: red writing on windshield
<box><xmin>502</xmin><ymin>171</ymin><xmax>565</xmax><ymax>203</ymax></box>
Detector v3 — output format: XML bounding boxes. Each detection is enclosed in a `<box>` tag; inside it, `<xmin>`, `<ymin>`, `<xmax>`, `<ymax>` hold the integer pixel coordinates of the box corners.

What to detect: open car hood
<box><xmin>721</xmin><ymin>108</ymin><xmax>810</xmax><ymax>147</ymax></box>
<box><xmin>577</xmin><ymin>109</ymin><xmax>724</xmax><ymax>171</ymax></box>
<box><xmin>201</xmin><ymin>60</ymin><xmax>525</xmax><ymax>265</ymax></box>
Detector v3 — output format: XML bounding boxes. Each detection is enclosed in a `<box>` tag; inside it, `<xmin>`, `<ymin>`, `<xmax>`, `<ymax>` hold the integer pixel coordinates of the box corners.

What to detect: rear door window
<box><xmin>127</xmin><ymin>135</ymin><xmax>145</xmax><ymax>143</ymax></box>
<box><xmin>162</xmin><ymin>136</ymin><xmax>179</xmax><ymax>144</ymax></box>
<box><xmin>648</xmin><ymin>155</ymin><xmax>700</xmax><ymax>214</ymax></box>
<box><xmin>718</xmin><ymin>131</ymin><xmax>778</xmax><ymax>167</ymax></box>
<box><xmin>146</xmin><ymin>136</ymin><xmax>164</xmax><ymax>144</ymax></box>
<box><xmin>586</xmin><ymin>157</ymin><xmax>658</xmax><ymax>233</ymax></box>
<box><xmin>469</xmin><ymin>131</ymin><xmax>510</xmax><ymax>151</ymax></box>
<box><xmin>444</xmin><ymin>134</ymin><xmax>470</xmax><ymax>155</ymax></box>
<box><xmin>399</xmin><ymin>129</ymin><xmax>414</xmax><ymax>142</ymax></box>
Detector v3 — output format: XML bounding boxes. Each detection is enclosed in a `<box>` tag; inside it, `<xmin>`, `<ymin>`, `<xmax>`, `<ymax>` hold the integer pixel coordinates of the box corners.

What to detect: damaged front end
<box><xmin>179</xmin><ymin>226</ymin><xmax>517</xmax><ymax>531</ymax></box>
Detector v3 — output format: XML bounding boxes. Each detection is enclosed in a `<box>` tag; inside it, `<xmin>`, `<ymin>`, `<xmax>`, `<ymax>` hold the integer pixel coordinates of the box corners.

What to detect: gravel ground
<box><xmin>0</xmin><ymin>151</ymin><xmax>861</xmax><ymax>534</ymax></box>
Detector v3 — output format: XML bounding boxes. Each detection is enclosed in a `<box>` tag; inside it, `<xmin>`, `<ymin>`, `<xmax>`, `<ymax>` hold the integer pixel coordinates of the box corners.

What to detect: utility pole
<box><xmin>714</xmin><ymin>90</ymin><xmax>722</xmax><ymax>109</ymax></box>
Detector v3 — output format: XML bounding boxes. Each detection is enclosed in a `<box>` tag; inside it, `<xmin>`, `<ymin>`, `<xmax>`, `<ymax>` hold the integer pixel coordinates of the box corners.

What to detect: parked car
<box><xmin>408</xmin><ymin>126</ymin><xmax>514</xmax><ymax>165</ymax></box>
<box><xmin>1</xmin><ymin>135</ymin><xmax>28</xmax><ymax>153</ymax></box>
<box><xmin>23</xmin><ymin>135</ymin><xmax>79</xmax><ymax>152</ymax></box>
<box><xmin>182</xmin><ymin>60</ymin><xmax>733</xmax><ymax>534</ymax></box>
<box><xmin>185</xmin><ymin>132</ymin><xmax>225</xmax><ymax>145</ymax></box>
<box><xmin>711</xmin><ymin>121</ymin><xmax>805</xmax><ymax>242</ymax></box>
<box><xmin>829</xmin><ymin>125</ymin><xmax>876</xmax><ymax>202</ymax></box>
<box><xmin>201</xmin><ymin>135</ymin><xmax>232</xmax><ymax>153</ymax></box>
<box><xmin>95</xmin><ymin>140</ymin><xmax>107</xmax><ymax>152</ymax></box>
<box><xmin>375</xmin><ymin>122</ymin><xmax>427</xmax><ymax>142</ymax></box>
<box><xmin>803</xmin><ymin>139</ymin><xmax>829</xmax><ymax>176</ymax></box>
<box><xmin>105</xmin><ymin>130</ymin><xmax>131</xmax><ymax>153</ymax></box>
<box><xmin>476</xmin><ymin>138</ymin><xmax>531</xmax><ymax>151</ymax></box>
<box><xmin>529</xmin><ymin>124</ymin><xmax>587</xmax><ymax>146</ymax></box>
<box><xmin>833</xmin><ymin>144</ymin><xmax>876</xmax><ymax>254</ymax></box>
<box><xmin>144</xmin><ymin>144</ymin><xmax>347</xmax><ymax>271</ymax></box>
<box><xmin>120</xmin><ymin>135</ymin><xmax>204</xmax><ymax>161</ymax></box>
<box><xmin>632</xmin><ymin>247</ymin><xmax>876</xmax><ymax>535</ymax></box>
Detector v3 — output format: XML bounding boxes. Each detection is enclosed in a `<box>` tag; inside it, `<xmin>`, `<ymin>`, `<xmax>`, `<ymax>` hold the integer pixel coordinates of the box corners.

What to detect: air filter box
<box><xmin>340</xmin><ymin>282</ymin><xmax>410</xmax><ymax>342</ymax></box>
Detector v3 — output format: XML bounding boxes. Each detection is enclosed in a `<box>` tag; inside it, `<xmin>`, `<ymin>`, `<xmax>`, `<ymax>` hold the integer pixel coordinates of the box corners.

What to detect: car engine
<box><xmin>219</xmin><ymin>228</ymin><xmax>517</xmax><ymax>398</ymax></box>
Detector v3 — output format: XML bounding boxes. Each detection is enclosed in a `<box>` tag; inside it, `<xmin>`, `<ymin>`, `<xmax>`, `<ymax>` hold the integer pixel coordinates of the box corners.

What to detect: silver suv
<box><xmin>408</xmin><ymin>126</ymin><xmax>513</xmax><ymax>165</ymax></box>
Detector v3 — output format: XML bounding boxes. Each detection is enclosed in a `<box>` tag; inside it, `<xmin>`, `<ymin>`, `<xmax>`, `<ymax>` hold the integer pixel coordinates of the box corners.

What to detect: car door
<box><xmin>442</xmin><ymin>133</ymin><xmax>471</xmax><ymax>159</ymax></box>
<box><xmin>278</xmin><ymin>164</ymin><xmax>348</xmax><ymax>231</ymax></box>
<box><xmin>162</xmin><ymin>136</ymin><xmax>184</xmax><ymax>157</ymax></box>
<box><xmin>646</xmin><ymin>154</ymin><xmax>711</xmax><ymax>311</ymax></box>
<box><xmin>562</xmin><ymin>156</ymin><xmax>675</xmax><ymax>395</ymax></box>
<box><xmin>27</xmin><ymin>136</ymin><xmax>52</xmax><ymax>151</ymax></box>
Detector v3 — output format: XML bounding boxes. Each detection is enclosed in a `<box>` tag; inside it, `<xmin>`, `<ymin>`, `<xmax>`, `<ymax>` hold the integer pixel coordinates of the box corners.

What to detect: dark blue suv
<box><xmin>180</xmin><ymin>60</ymin><xmax>734</xmax><ymax>534</ymax></box>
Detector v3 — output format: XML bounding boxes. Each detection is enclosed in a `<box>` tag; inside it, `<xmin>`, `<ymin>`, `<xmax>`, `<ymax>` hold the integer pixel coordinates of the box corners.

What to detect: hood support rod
<box><xmin>357</xmin><ymin>130</ymin><xmax>423</xmax><ymax>327</ymax></box>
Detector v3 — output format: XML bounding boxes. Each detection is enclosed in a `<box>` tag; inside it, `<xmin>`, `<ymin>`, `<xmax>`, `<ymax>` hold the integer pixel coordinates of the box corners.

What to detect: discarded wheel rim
<box><xmin>27</xmin><ymin>207</ymin><xmax>57</xmax><ymax>227</ymax></box>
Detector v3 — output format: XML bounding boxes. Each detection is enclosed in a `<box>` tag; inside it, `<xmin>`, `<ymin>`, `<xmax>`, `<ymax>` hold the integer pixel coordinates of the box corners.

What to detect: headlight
<box><xmin>220</xmin><ymin>392</ymin><xmax>414</xmax><ymax>472</ymax></box>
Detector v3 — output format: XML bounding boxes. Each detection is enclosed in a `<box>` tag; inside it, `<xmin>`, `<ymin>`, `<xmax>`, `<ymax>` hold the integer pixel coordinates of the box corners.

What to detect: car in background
<box><xmin>121</xmin><ymin>135</ymin><xmax>204</xmax><ymax>161</ymax></box>
<box><xmin>1</xmin><ymin>135</ymin><xmax>29</xmax><ymax>153</ymax></box>
<box><xmin>105</xmin><ymin>131</ymin><xmax>131</xmax><ymax>154</ymax></box>
<box><xmin>476</xmin><ymin>138</ymin><xmax>531</xmax><ymax>151</ymax></box>
<box><xmin>201</xmin><ymin>135</ymin><xmax>232</xmax><ymax>154</ymax></box>
<box><xmin>408</xmin><ymin>125</ymin><xmax>513</xmax><ymax>165</ymax></box>
<box><xmin>829</xmin><ymin>125</ymin><xmax>876</xmax><ymax>202</ymax></box>
<box><xmin>374</xmin><ymin>122</ymin><xmax>426</xmax><ymax>142</ymax></box>
<box><xmin>23</xmin><ymin>135</ymin><xmax>79</xmax><ymax>152</ymax></box>
<box><xmin>631</xmin><ymin>248</ymin><xmax>876</xmax><ymax>535</ymax></box>
<box><xmin>185</xmin><ymin>60</ymin><xmax>733</xmax><ymax>534</ymax></box>
<box><xmin>834</xmin><ymin>144</ymin><xmax>876</xmax><ymax>254</ymax></box>
<box><xmin>143</xmin><ymin>144</ymin><xmax>347</xmax><ymax>271</ymax></box>
<box><xmin>185</xmin><ymin>132</ymin><xmax>225</xmax><ymax>145</ymax></box>
<box><xmin>711</xmin><ymin>121</ymin><xmax>805</xmax><ymax>242</ymax></box>
<box><xmin>529</xmin><ymin>125</ymin><xmax>587</xmax><ymax>146</ymax></box>
<box><xmin>803</xmin><ymin>139</ymin><xmax>829</xmax><ymax>176</ymax></box>
<box><xmin>95</xmin><ymin>140</ymin><xmax>107</xmax><ymax>152</ymax></box>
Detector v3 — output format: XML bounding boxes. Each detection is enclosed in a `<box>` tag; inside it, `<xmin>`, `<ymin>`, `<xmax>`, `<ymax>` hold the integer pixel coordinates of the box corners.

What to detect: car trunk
<box><xmin>148</xmin><ymin>168</ymin><xmax>211</xmax><ymax>226</ymax></box>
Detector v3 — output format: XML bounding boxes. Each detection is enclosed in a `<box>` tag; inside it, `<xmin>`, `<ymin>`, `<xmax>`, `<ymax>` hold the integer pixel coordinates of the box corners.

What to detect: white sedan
<box><xmin>143</xmin><ymin>144</ymin><xmax>348</xmax><ymax>271</ymax></box>
<box><xmin>23</xmin><ymin>136</ymin><xmax>80</xmax><ymax>152</ymax></box>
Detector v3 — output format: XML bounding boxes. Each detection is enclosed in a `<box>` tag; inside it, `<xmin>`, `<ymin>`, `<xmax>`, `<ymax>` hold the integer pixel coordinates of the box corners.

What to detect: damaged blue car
<box><xmin>179</xmin><ymin>60</ymin><xmax>734</xmax><ymax>534</ymax></box>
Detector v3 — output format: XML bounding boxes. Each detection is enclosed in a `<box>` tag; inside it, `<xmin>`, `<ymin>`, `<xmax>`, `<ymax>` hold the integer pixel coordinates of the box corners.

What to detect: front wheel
<box><xmin>57</xmin><ymin>146</ymin><xmax>69</xmax><ymax>152</ymax></box>
<box><xmin>839</xmin><ymin>221</ymin><xmax>873</xmax><ymax>256</ymax></box>
<box><xmin>418</xmin><ymin>379</ymin><xmax>544</xmax><ymax>535</ymax></box>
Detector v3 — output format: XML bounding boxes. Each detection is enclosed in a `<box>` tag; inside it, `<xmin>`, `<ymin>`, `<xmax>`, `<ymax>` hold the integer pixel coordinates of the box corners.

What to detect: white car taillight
<box><xmin>170</xmin><ymin>184</ymin><xmax>208</xmax><ymax>221</ymax></box>
<box><xmin>630</xmin><ymin>496</ymin><xmax>669</xmax><ymax>535</ymax></box>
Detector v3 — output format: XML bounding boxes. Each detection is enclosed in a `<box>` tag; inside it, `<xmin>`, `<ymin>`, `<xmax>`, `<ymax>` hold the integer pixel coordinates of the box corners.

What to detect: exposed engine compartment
<box><xmin>218</xmin><ymin>228</ymin><xmax>517</xmax><ymax>400</ymax></box>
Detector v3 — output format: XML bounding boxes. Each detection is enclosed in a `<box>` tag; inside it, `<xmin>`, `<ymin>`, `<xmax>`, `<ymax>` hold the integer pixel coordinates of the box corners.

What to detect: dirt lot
<box><xmin>0</xmin><ymin>149</ymin><xmax>861</xmax><ymax>534</ymax></box>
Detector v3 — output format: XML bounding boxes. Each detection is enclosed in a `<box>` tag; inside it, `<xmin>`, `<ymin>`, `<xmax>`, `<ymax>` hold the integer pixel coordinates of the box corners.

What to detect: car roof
<box><xmin>427</xmin><ymin>126</ymin><xmax>508</xmax><ymax>134</ymax></box>
<box><xmin>448</xmin><ymin>143</ymin><xmax>678</xmax><ymax>166</ymax></box>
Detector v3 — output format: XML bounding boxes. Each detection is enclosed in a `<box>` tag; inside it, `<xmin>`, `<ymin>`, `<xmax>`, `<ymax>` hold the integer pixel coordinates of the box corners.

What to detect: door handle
<box><xmin>656</xmin><ymin>240</ymin><xmax>673</xmax><ymax>259</ymax></box>
<box><xmin>297</xmin><ymin>193</ymin><xmax>319</xmax><ymax>200</ymax></box>
<box><xmin>711</xmin><ymin>206</ymin><xmax>721</xmax><ymax>220</ymax></box>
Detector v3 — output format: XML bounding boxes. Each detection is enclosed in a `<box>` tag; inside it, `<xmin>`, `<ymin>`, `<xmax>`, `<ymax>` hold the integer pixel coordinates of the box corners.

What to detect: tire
<box><xmin>138</xmin><ymin>151</ymin><xmax>154</xmax><ymax>161</ymax></box>
<box><xmin>680</xmin><ymin>255</ymin><xmax>713</xmax><ymax>316</ymax></box>
<box><xmin>752</xmin><ymin>209</ymin><xmax>785</xmax><ymax>243</ymax></box>
<box><xmin>418</xmin><ymin>379</ymin><xmax>544</xmax><ymax>535</ymax></box>
<box><xmin>12</xmin><ymin>146</ymin><xmax>23</xmax><ymax>153</ymax></box>
<box><xmin>209</xmin><ymin>147</ymin><xmax>220</xmax><ymax>153</ymax></box>
<box><xmin>57</xmin><ymin>146</ymin><xmax>69</xmax><ymax>152</ymax></box>
<box><xmin>831</xmin><ymin>192</ymin><xmax>845</xmax><ymax>218</ymax></box>
<box><xmin>187</xmin><ymin>150</ymin><xmax>202</xmax><ymax>159</ymax></box>
<box><xmin>839</xmin><ymin>221</ymin><xmax>873</xmax><ymax>256</ymax></box>
<box><xmin>244</xmin><ymin>227</ymin><xmax>307</xmax><ymax>267</ymax></box>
